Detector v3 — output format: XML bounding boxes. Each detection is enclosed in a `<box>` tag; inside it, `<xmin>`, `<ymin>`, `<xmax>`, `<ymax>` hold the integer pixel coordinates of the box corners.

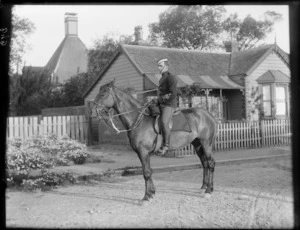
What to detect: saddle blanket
<box><xmin>154</xmin><ymin>110</ymin><xmax>192</xmax><ymax>134</ymax></box>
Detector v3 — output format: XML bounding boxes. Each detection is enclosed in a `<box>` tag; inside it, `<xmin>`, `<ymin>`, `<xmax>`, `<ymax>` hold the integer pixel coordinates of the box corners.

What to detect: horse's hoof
<box><xmin>200</xmin><ymin>188</ymin><xmax>206</xmax><ymax>193</ymax></box>
<box><xmin>201</xmin><ymin>185</ymin><xmax>207</xmax><ymax>190</ymax></box>
<box><xmin>139</xmin><ymin>197</ymin><xmax>153</xmax><ymax>206</ymax></box>
<box><xmin>204</xmin><ymin>193</ymin><xmax>212</xmax><ymax>199</ymax></box>
<box><xmin>141</xmin><ymin>195</ymin><xmax>154</xmax><ymax>202</ymax></box>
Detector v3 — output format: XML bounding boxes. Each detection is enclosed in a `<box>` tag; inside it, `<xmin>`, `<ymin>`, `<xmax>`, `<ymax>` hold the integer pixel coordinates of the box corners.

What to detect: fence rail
<box><xmin>6</xmin><ymin>115</ymin><xmax>87</xmax><ymax>143</ymax></box>
<box><xmin>171</xmin><ymin>119</ymin><xmax>291</xmax><ymax>156</ymax></box>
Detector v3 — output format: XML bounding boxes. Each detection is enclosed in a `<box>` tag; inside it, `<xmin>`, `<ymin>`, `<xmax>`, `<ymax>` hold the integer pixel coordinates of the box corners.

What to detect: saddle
<box><xmin>153</xmin><ymin>108</ymin><xmax>192</xmax><ymax>134</ymax></box>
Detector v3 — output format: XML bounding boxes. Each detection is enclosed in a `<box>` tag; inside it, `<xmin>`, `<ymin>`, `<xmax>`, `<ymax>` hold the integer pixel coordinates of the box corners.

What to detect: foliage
<box><xmin>60</xmin><ymin>72</ymin><xmax>95</xmax><ymax>106</ymax></box>
<box><xmin>149</xmin><ymin>5</ymin><xmax>282</xmax><ymax>51</ymax></box>
<box><xmin>149</xmin><ymin>5</ymin><xmax>226</xmax><ymax>50</ymax></box>
<box><xmin>9</xmin><ymin>70</ymin><xmax>53</xmax><ymax>116</ymax></box>
<box><xmin>222</xmin><ymin>11</ymin><xmax>282</xmax><ymax>50</ymax></box>
<box><xmin>10</xmin><ymin>7</ymin><xmax>36</xmax><ymax>75</ymax></box>
<box><xmin>6</xmin><ymin>134</ymin><xmax>89</xmax><ymax>189</ymax></box>
<box><xmin>9</xmin><ymin>70</ymin><xmax>96</xmax><ymax>115</ymax></box>
<box><xmin>177</xmin><ymin>84</ymin><xmax>204</xmax><ymax>98</ymax></box>
<box><xmin>20</xmin><ymin>172</ymin><xmax>76</xmax><ymax>191</ymax></box>
<box><xmin>88</xmin><ymin>33</ymin><xmax>135</xmax><ymax>78</ymax></box>
<box><xmin>247</xmin><ymin>86</ymin><xmax>265</xmax><ymax>121</ymax></box>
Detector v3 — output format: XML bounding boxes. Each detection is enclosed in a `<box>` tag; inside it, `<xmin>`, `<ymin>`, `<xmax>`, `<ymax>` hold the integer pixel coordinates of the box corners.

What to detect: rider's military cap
<box><xmin>157</xmin><ymin>58</ymin><xmax>168</xmax><ymax>65</ymax></box>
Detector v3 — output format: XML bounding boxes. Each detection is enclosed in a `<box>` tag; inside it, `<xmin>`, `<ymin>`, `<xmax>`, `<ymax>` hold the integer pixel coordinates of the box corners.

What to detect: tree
<box><xmin>61</xmin><ymin>72</ymin><xmax>95</xmax><ymax>106</ymax></box>
<box><xmin>10</xmin><ymin>7</ymin><xmax>36</xmax><ymax>75</ymax></box>
<box><xmin>9</xmin><ymin>70</ymin><xmax>52</xmax><ymax>116</ymax></box>
<box><xmin>149</xmin><ymin>5</ymin><xmax>226</xmax><ymax>50</ymax></box>
<box><xmin>88</xmin><ymin>33</ymin><xmax>134</xmax><ymax>78</ymax></box>
<box><xmin>222</xmin><ymin>11</ymin><xmax>282</xmax><ymax>50</ymax></box>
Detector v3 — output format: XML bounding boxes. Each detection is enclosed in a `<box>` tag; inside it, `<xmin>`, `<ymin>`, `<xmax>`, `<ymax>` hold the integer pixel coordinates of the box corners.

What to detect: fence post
<box><xmin>260</xmin><ymin>120</ymin><xmax>265</xmax><ymax>147</ymax></box>
<box><xmin>85</xmin><ymin>103</ymin><xmax>93</xmax><ymax>146</ymax></box>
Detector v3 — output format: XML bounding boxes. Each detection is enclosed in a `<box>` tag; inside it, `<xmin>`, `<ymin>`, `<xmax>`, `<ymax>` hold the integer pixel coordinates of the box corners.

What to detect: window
<box><xmin>275</xmin><ymin>86</ymin><xmax>287</xmax><ymax>116</ymax></box>
<box><xmin>260</xmin><ymin>84</ymin><xmax>289</xmax><ymax>118</ymax></box>
<box><xmin>262</xmin><ymin>85</ymin><xmax>272</xmax><ymax>116</ymax></box>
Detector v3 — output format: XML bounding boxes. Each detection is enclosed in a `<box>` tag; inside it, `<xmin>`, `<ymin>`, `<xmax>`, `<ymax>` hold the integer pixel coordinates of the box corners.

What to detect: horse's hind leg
<box><xmin>201</xmin><ymin>141</ymin><xmax>215</xmax><ymax>194</ymax></box>
<box><xmin>136</xmin><ymin>148</ymin><xmax>155</xmax><ymax>201</ymax></box>
<box><xmin>192</xmin><ymin>138</ymin><xmax>208</xmax><ymax>191</ymax></box>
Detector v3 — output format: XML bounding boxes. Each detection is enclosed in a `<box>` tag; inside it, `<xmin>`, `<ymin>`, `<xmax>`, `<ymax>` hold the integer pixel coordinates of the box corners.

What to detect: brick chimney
<box><xmin>134</xmin><ymin>25</ymin><xmax>143</xmax><ymax>42</ymax></box>
<box><xmin>224</xmin><ymin>40</ymin><xmax>239</xmax><ymax>53</ymax></box>
<box><xmin>133</xmin><ymin>25</ymin><xmax>150</xmax><ymax>46</ymax></box>
<box><xmin>65</xmin><ymin>12</ymin><xmax>78</xmax><ymax>37</ymax></box>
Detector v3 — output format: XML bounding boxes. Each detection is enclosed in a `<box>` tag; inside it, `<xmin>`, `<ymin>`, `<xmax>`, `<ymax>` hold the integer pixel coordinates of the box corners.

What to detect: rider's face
<box><xmin>158</xmin><ymin>62</ymin><xmax>168</xmax><ymax>73</ymax></box>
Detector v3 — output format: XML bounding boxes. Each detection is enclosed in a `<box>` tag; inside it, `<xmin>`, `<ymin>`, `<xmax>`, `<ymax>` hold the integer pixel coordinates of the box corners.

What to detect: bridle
<box><xmin>89</xmin><ymin>87</ymin><xmax>154</xmax><ymax>134</ymax></box>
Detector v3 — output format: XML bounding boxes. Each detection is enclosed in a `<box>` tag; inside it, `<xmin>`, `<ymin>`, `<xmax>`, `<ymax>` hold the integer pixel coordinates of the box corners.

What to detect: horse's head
<box><xmin>91</xmin><ymin>79</ymin><xmax>116</xmax><ymax>115</ymax></box>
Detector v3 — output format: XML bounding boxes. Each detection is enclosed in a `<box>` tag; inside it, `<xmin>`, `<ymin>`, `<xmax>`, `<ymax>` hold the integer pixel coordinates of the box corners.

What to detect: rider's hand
<box><xmin>151</xmin><ymin>98</ymin><xmax>158</xmax><ymax>104</ymax></box>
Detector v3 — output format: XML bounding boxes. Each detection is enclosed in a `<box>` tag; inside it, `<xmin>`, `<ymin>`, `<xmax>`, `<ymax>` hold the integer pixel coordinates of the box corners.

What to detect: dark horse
<box><xmin>89</xmin><ymin>79</ymin><xmax>217</xmax><ymax>201</ymax></box>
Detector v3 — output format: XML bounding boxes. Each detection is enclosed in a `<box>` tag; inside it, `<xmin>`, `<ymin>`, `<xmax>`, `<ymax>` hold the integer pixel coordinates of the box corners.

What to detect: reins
<box><xmin>90</xmin><ymin>90</ymin><xmax>154</xmax><ymax>134</ymax></box>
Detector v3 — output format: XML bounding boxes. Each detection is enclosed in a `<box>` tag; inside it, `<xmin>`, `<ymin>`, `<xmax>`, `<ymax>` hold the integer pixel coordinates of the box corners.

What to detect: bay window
<box><xmin>257</xmin><ymin>70</ymin><xmax>290</xmax><ymax>118</ymax></box>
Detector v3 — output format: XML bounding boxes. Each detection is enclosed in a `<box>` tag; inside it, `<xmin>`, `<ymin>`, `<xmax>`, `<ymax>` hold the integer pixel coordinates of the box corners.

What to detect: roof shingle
<box><xmin>257</xmin><ymin>70</ymin><xmax>290</xmax><ymax>83</ymax></box>
<box><xmin>122</xmin><ymin>44</ymin><xmax>231</xmax><ymax>77</ymax></box>
<box><xmin>230</xmin><ymin>45</ymin><xmax>273</xmax><ymax>76</ymax></box>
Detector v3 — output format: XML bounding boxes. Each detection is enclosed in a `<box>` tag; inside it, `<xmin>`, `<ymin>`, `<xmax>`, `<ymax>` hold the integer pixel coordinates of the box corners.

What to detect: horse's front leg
<box><xmin>137</xmin><ymin>148</ymin><xmax>155</xmax><ymax>201</ymax></box>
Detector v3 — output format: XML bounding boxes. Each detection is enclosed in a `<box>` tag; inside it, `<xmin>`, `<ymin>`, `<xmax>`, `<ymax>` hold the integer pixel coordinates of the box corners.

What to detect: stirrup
<box><xmin>157</xmin><ymin>145</ymin><xmax>169</xmax><ymax>156</ymax></box>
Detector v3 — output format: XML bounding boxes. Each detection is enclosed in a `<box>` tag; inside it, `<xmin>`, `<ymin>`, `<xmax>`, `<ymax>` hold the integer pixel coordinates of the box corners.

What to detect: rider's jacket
<box><xmin>158</xmin><ymin>71</ymin><xmax>178</xmax><ymax>108</ymax></box>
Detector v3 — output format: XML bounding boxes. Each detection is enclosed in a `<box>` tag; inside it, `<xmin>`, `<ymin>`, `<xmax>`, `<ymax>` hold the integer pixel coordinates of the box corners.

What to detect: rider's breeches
<box><xmin>160</xmin><ymin>106</ymin><xmax>174</xmax><ymax>146</ymax></box>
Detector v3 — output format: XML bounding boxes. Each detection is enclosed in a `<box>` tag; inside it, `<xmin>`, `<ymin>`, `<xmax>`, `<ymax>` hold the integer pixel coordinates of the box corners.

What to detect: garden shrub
<box><xmin>6</xmin><ymin>134</ymin><xmax>89</xmax><ymax>189</ymax></box>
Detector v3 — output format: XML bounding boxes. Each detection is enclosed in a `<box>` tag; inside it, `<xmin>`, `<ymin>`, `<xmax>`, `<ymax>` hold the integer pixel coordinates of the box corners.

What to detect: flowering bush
<box><xmin>6</xmin><ymin>134</ymin><xmax>89</xmax><ymax>189</ymax></box>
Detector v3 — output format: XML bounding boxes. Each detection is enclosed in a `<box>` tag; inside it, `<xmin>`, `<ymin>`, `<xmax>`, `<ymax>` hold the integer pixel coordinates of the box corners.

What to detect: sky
<box><xmin>13</xmin><ymin>4</ymin><xmax>290</xmax><ymax>67</ymax></box>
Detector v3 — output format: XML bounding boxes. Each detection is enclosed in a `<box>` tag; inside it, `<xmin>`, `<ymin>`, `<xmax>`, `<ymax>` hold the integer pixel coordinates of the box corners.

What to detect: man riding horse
<box><xmin>155</xmin><ymin>58</ymin><xmax>178</xmax><ymax>156</ymax></box>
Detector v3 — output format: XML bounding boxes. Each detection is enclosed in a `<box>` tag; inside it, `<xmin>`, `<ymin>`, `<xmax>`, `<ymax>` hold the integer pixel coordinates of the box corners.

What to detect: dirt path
<box><xmin>6</xmin><ymin>161</ymin><xmax>294</xmax><ymax>228</ymax></box>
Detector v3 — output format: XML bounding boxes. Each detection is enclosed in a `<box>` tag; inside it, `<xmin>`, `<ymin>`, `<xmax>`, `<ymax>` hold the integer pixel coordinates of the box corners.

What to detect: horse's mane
<box><xmin>114</xmin><ymin>86</ymin><xmax>143</xmax><ymax>107</ymax></box>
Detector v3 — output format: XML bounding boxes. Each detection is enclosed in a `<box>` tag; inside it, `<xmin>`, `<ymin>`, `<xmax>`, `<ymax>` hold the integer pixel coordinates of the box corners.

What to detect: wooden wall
<box><xmin>84</xmin><ymin>52</ymin><xmax>144</xmax><ymax>145</ymax></box>
<box><xmin>85</xmin><ymin>53</ymin><xmax>143</xmax><ymax>103</ymax></box>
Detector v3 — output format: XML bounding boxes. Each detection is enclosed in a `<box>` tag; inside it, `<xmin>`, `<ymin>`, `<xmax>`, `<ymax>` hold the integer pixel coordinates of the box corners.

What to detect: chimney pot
<box><xmin>65</xmin><ymin>12</ymin><xmax>78</xmax><ymax>37</ymax></box>
<box><xmin>134</xmin><ymin>25</ymin><xmax>143</xmax><ymax>42</ymax></box>
<box><xmin>224</xmin><ymin>40</ymin><xmax>239</xmax><ymax>53</ymax></box>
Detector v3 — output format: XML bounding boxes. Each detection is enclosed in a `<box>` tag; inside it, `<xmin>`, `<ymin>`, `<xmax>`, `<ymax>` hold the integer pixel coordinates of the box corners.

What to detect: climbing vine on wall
<box><xmin>247</xmin><ymin>86</ymin><xmax>265</xmax><ymax>121</ymax></box>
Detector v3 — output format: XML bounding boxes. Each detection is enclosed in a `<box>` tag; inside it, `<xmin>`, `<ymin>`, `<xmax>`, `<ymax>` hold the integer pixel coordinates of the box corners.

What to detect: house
<box><xmin>84</xmin><ymin>41</ymin><xmax>290</xmax><ymax>122</ymax></box>
<box><xmin>22</xmin><ymin>12</ymin><xmax>88</xmax><ymax>84</ymax></box>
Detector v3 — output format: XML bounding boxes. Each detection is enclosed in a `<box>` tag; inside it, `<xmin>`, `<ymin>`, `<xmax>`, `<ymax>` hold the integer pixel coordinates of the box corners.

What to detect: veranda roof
<box><xmin>144</xmin><ymin>73</ymin><xmax>244</xmax><ymax>90</ymax></box>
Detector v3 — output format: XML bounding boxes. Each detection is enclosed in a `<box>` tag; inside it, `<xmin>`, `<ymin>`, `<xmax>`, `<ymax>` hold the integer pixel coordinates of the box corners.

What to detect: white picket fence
<box><xmin>7</xmin><ymin>115</ymin><xmax>291</xmax><ymax>153</ymax></box>
<box><xmin>171</xmin><ymin>119</ymin><xmax>291</xmax><ymax>156</ymax></box>
<box><xmin>6</xmin><ymin>115</ymin><xmax>87</xmax><ymax>143</ymax></box>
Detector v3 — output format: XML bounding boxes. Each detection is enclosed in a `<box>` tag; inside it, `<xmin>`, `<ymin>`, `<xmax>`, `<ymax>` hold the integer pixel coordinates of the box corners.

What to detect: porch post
<box><xmin>220</xmin><ymin>89</ymin><xmax>223</xmax><ymax>120</ymax></box>
<box><xmin>201</xmin><ymin>89</ymin><xmax>212</xmax><ymax>111</ymax></box>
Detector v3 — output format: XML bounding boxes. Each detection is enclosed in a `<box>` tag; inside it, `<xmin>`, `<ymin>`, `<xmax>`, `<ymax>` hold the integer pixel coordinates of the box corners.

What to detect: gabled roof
<box><xmin>44</xmin><ymin>36</ymin><xmax>88</xmax><ymax>79</ymax></box>
<box><xmin>256</xmin><ymin>70</ymin><xmax>290</xmax><ymax>83</ymax></box>
<box><xmin>230</xmin><ymin>44</ymin><xmax>290</xmax><ymax>76</ymax></box>
<box><xmin>230</xmin><ymin>45</ymin><xmax>273</xmax><ymax>76</ymax></box>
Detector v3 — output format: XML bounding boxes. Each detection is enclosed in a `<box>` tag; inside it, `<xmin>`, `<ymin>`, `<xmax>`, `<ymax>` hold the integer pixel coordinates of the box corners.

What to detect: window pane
<box><xmin>276</xmin><ymin>86</ymin><xmax>286</xmax><ymax>100</ymax></box>
<box><xmin>263</xmin><ymin>85</ymin><xmax>271</xmax><ymax>100</ymax></box>
<box><xmin>276</xmin><ymin>102</ymin><xmax>286</xmax><ymax>115</ymax></box>
<box><xmin>263</xmin><ymin>101</ymin><xmax>271</xmax><ymax>116</ymax></box>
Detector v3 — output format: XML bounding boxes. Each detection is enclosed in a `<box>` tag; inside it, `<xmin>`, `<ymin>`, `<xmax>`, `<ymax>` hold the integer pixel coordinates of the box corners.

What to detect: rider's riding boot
<box><xmin>158</xmin><ymin>127</ymin><xmax>170</xmax><ymax>156</ymax></box>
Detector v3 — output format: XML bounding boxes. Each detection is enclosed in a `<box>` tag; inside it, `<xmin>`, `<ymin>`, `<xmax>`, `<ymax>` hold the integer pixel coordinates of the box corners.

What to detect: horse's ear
<box><xmin>108</xmin><ymin>78</ymin><xmax>115</xmax><ymax>88</ymax></box>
